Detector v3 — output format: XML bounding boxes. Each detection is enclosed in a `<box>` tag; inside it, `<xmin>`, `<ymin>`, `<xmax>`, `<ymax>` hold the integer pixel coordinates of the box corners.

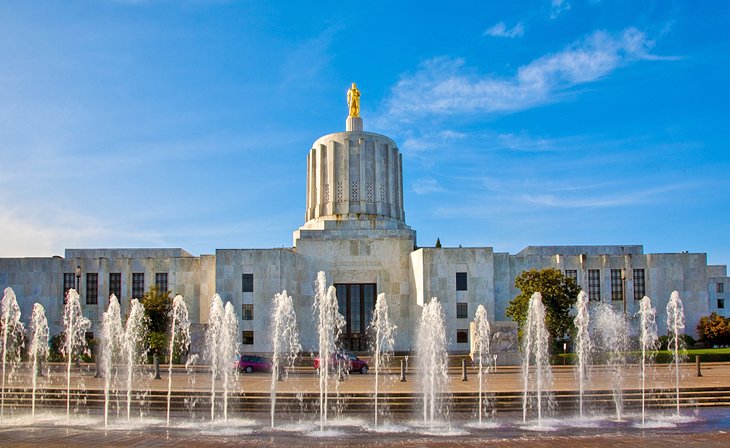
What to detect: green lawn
<box><xmin>554</xmin><ymin>347</ymin><xmax>730</xmax><ymax>364</ymax></box>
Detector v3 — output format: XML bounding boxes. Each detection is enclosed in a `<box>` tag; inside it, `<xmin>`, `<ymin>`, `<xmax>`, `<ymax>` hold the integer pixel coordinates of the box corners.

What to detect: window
<box><xmin>242</xmin><ymin>304</ymin><xmax>254</xmax><ymax>320</ymax></box>
<box><xmin>718</xmin><ymin>299</ymin><xmax>725</xmax><ymax>309</ymax></box>
<box><xmin>132</xmin><ymin>273</ymin><xmax>145</xmax><ymax>299</ymax></box>
<box><xmin>610</xmin><ymin>269</ymin><xmax>624</xmax><ymax>301</ymax></box>
<box><xmin>63</xmin><ymin>273</ymin><xmax>76</xmax><ymax>303</ymax></box>
<box><xmin>456</xmin><ymin>329</ymin><xmax>469</xmax><ymax>344</ymax></box>
<box><xmin>588</xmin><ymin>270</ymin><xmax>600</xmax><ymax>301</ymax></box>
<box><xmin>565</xmin><ymin>270</ymin><xmax>578</xmax><ymax>283</ymax></box>
<box><xmin>109</xmin><ymin>273</ymin><xmax>121</xmax><ymax>301</ymax></box>
<box><xmin>86</xmin><ymin>273</ymin><xmax>98</xmax><ymax>305</ymax></box>
<box><xmin>456</xmin><ymin>272</ymin><xmax>467</xmax><ymax>291</ymax></box>
<box><xmin>155</xmin><ymin>273</ymin><xmax>168</xmax><ymax>293</ymax></box>
<box><xmin>242</xmin><ymin>331</ymin><xmax>254</xmax><ymax>345</ymax></box>
<box><xmin>633</xmin><ymin>269</ymin><xmax>645</xmax><ymax>300</ymax></box>
<box><xmin>242</xmin><ymin>274</ymin><xmax>254</xmax><ymax>293</ymax></box>
<box><xmin>334</xmin><ymin>283</ymin><xmax>377</xmax><ymax>352</ymax></box>
<box><xmin>456</xmin><ymin>302</ymin><xmax>468</xmax><ymax>319</ymax></box>
<box><xmin>719</xmin><ymin>283</ymin><xmax>725</xmax><ymax>294</ymax></box>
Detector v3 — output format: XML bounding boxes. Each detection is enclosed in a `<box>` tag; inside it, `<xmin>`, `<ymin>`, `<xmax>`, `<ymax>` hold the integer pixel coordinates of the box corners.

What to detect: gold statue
<box><xmin>347</xmin><ymin>82</ymin><xmax>361</xmax><ymax>117</ymax></box>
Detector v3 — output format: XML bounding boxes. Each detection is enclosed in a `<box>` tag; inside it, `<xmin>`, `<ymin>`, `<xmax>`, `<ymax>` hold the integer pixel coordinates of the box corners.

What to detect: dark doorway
<box><xmin>334</xmin><ymin>283</ymin><xmax>376</xmax><ymax>352</ymax></box>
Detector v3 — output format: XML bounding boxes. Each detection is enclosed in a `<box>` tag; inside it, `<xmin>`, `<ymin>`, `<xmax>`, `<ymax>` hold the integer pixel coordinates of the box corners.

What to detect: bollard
<box><xmin>154</xmin><ymin>354</ymin><xmax>162</xmax><ymax>380</ymax></box>
<box><xmin>461</xmin><ymin>359</ymin><xmax>468</xmax><ymax>381</ymax></box>
<box><xmin>696</xmin><ymin>355</ymin><xmax>703</xmax><ymax>377</ymax></box>
<box><xmin>94</xmin><ymin>354</ymin><xmax>101</xmax><ymax>378</ymax></box>
<box><xmin>277</xmin><ymin>365</ymin><xmax>283</xmax><ymax>382</ymax></box>
<box><xmin>75</xmin><ymin>355</ymin><xmax>80</xmax><ymax>368</ymax></box>
<box><xmin>400</xmin><ymin>359</ymin><xmax>406</xmax><ymax>382</ymax></box>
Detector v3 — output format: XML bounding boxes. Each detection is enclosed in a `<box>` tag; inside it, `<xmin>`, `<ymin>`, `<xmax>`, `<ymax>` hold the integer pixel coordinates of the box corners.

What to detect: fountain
<box><xmin>666</xmin><ymin>291</ymin><xmax>685</xmax><ymax>417</ymax></box>
<box><xmin>370</xmin><ymin>293</ymin><xmax>396</xmax><ymax>428</ymax></box>
<box><xmin>312</xmin><ymin>271</ymin><xmax>345</xmax><ymax>432</ymax></box>
<box><xmin>27</xmin><ymin>303</ymin><xmax>49</xmax><ymax>418</ymax></box>
<box><xmin>100</xmin><ymin>295</ymin><xmax>124</xmax><ymax>428</ymax></box>
<box><xmin>416</xmin><ymin>297</ymin><xmax>448</xmax><ymax>428</ymax></box>
<box><xmin>204</xmin><ymin>296</ymin><xmax>238</xmax><ymax>422</ymax></box>
<box><xmin>472</xmin><ymin>304</ymin><xmax>492</xmax><ymax>425</ymax></box>
<box><xmin>62</xmin><ymin>289</ymin><xmax>91</xmax><ymax>422</ymax></box>
<box><xmin>638</xmin><ymin>295</ymin><xmax>658</xmax><ymax>427</ymax></box>
<box><xmin>270</xmin><ymin>290</ymin><xmax>301</xmax><ymax>429</ymax></box>
<box><xmin>521</xmin><ymin>292</ymin><xmax>552</xmax><ymax>427</ymax></box>
<box><xmin>573</xmin><ymin>291</ymin><xmax>591</xmax><ymax>419</ymax></box>
<box><xmin>123</xmin><ymin>298</ymin><xmax>147</xmax><ymax>421</ymax></box>
<box><xmin>1</xmin><ymin>287</ymin><xmax>25</xmax><ymax>421</ymax></box>
<box><xmin>593</xmin><ymin>303</ymin><xmax>628</xmax><ymax>421</ymax></box>
<box><xmin>167</xmin><ymin>295</ymin><xmax>191</xmax><ymax>427</ymax></box>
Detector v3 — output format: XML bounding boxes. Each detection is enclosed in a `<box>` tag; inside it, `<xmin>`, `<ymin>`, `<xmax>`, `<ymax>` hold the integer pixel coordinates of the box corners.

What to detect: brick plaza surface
<box><xmin>17</xmin><ymin>361</ymin><xmax>730</xmax><ymax>394</ymax></box>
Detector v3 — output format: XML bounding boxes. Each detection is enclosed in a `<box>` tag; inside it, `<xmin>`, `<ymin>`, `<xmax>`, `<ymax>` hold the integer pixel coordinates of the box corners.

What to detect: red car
<box><xmin>237</xmin><ymin>355</ymin><xmax>272</xmax><ymax>373</ymax></box>
<box><xmin>313</xmin><ymin>351</ymin><xmax>369</xmax><ymax>374</ymax></box>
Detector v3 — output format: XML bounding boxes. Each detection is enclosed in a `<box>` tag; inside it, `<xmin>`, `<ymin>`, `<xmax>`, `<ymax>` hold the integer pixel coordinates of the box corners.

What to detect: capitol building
<box><xmin>1</xmin><ymin>88</ymin><xmax>727</xmax><ymax>358</ymax></box>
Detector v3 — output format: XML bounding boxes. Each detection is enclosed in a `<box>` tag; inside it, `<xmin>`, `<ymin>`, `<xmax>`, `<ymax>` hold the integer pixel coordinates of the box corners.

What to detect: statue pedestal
<box><xmin>346</xmin><ymin>116</ymin><xmax>363</xmax><ymax>132</ymax></box>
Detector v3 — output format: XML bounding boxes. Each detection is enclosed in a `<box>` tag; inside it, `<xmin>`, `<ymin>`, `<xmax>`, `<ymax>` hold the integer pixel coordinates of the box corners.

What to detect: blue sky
<box><xmin>1</xmin><ymin>1</ymin><xmax>728</xmax><ymax>266</ymax></box>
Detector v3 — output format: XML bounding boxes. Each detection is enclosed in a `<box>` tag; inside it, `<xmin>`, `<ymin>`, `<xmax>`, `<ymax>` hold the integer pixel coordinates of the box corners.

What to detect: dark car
<box><xmin>313</xmin><ymin>351</ymin><xmax>369</xmax><ymax>374</ymax></box>
<box><xmin>237</xmin><ymin>355</ymin><xmax>272</xmax><ymax>373</ymax></box>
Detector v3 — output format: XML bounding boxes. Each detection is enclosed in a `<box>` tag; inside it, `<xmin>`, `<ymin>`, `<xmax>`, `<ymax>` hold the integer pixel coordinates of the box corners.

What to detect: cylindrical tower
<box><xmin>302</xmin><ymin>130</ymin><xmax>408</xmax><ymax>231</ymax></box>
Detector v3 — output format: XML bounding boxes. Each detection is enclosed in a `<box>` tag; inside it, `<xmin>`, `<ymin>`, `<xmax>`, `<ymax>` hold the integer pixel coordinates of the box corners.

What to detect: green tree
<box><xmin>435</xmin><ymin>238</ymin><xmax>442</xmax><ymax>248</ymax></box>
<box><xmin>141</xmin><ymin>285</ymin><xmax>172</xmax><ymax>355</ymax></box>
<box><xmin>697</xmin><ymin>312</ymin><xmax>730</xmax><ymax>348</ymax></box>
<box><xmin>505</xmin><ymin>268</ymin><xmax>581</xmax><ymax>345</ymax></box>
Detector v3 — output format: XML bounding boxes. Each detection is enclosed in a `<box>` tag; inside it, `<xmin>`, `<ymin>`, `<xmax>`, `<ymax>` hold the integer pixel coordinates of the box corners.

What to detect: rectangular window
<box><xmin>242</xmin><ymin>273</ymin><xmax>254</xmax><ymax>293</ymax></box>
<box><xmin>333</xmin><ymin>283</ymin><xmax>377</xmax><ymax>352</ymax></box>
<box><xmin>456</xmin><ymin>302</ymin><xmax>468</xmax><ymax>319</ymax></box>
<box><xmin>588</xmin><ymin>269</ymin><xmax>601</xmax><ymax>301</ymax></box>
<box><xmin>132</xmin><ymin>273</ymin><xmax>145</xmax><ymax>299</ymax></box>
<box><xmin>456</xmin><ymin>272</ymin><xmax>467</xmax><ymax>291</ymax></box>
<box><xmin>610</xmin><ymin>269</ymin><xmax>624</xmax><ymax>301</ymax></box>
<box><xmin>242</xmin><ymin>331</ymin><xmax>254</xmax><ymax>345</ymax></box>
<box><xmin>109</xmin><ymin>273</ymin><xmax>121</xmax><ymax>301</ymax></box>
<box><xmin>155</xmin><ymin>273</ymin><xmax>168</xmax><ymax>293</ymax></box>
<box><xmin>456</xmin><ymin>329</ymin><xmax>469</xmax><ymax>344</ymax></box>
<box><xmin>719</xmin><ymin>283</ymin><xmax>725</xmax><ymax>294</ymax></box>
<box><xmin>242</xmin><ymin>304</ymin><xmax>254</xmax><ymax>320</ymax></box>
<box><xmin>86</xmin><ymin>273</ymin><xmax>98</xmax><ymax>305</ymax></box>
<box><xmin>633</xmin><ymin>269</ymin><xmax>646</xmax><ymax>300</ymax></box>
<box><xmin>565</xmin><ymin>270</ymin><xmax>578</xmax><ymax>283</ymax></box>
<box><xmin>718</xmin><ymin>299</ymin><xmax>725</xmax><ymax>309</ymax></box>
<box><xmin>63</xmin><ymin>273</ymin><xmax>76</xmax><ymax>303</ymax></box>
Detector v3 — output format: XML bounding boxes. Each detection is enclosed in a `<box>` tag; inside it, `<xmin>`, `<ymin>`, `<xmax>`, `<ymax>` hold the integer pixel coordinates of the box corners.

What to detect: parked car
<box><xmin>237</xmin><ymin>355</ymin><xmax>272</xmax><ymax>373</ymax></box>
<box><xmin>313</xmin><ymin>351</ymin><xmax>369</xmax><ymax>374</ymax></box>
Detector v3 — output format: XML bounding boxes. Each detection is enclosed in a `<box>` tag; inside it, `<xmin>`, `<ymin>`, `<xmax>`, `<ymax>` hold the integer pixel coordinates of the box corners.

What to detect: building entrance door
<box><xmin>334</xmin><ymin>283</ymin><xmax>376</xmax><ymax>352</ymax></box>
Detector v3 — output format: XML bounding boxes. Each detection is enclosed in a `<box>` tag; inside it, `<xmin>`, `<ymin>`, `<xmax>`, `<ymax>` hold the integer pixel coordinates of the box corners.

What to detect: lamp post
<box><xmin>75</xmin><ymin>265</ymin><xmax>81</xmax><ymax>292</ymax></box>
<box><xmin>621</xmin><ymin>269</ymin><xmax>627</xmax><ymax>316</ymax></box>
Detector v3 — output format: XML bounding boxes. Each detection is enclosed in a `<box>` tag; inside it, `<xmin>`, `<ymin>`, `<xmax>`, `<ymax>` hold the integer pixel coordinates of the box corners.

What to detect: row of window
<box><xmin>63</xmin><ymin>272</ymin><xmax>168</xmax><ymax>305</ymax></box>
<box><xmin>567</xmin><ymin>268</ymin><xmax>646</xmax><ymax>302</ymax></box>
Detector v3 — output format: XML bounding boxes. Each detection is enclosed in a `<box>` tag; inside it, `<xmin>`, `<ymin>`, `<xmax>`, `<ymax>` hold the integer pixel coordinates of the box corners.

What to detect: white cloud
<box><xmin>484</xmin><ymin>22</ymin><xmax>525</xmax><ymax>38</ymax></box>
<box><xmin>412</xmin><ymin>178</ymin><xmax>444</xmax><ymax>195</ymax></box>
<box><xmin>551</xmin><ymin>0</ymin><xmax>571</xmax><ymax>19</ymax></box>
<box><xmin>384</xmin><ymin>28</ymin><xmax>657</xmax><ymax>119</ymax></box>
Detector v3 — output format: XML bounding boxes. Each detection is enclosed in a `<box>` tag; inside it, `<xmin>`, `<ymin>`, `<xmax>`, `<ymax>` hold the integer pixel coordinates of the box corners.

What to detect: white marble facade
<box><xmin>0</xmin><ymin>121</ymin><xmax>725</xmax><ymax>360</ymax></box>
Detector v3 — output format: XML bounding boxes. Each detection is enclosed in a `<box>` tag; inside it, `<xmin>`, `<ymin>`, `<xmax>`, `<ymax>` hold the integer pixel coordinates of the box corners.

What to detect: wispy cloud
<box><xmin>484</xmin><ymin>22</ymin><xmax>525</xmax><ymax>38</ymax></box>
<box><xmin>412</xmin><ymin>178</ymin><xmax>444</xmax><ymax>195</ymax></box>
<box><xmin>550</xmin><ymin>0</ymin><xmax>571</xmax><ymax>19</ymax></box>
<box><xmin>384</xmin><ymin>28</ymin><xmax>658</xmax><ymax>120</ymax></box>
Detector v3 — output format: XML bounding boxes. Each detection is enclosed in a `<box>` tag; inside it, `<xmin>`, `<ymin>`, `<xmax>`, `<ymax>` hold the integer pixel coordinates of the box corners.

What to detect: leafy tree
<box><xmin>697</xmin><ymin>313</ymin><xmax>730</xmax><ymax>348</ymax></box>
<box><xmin>505</xmin><ymin>268</ymin><xmax>581</xmax><ymax>345</ymax></box>
<box><xmin>141</xmin><ymin>285</ymin><xmax>172</xmax><ymax>355</ymax></box>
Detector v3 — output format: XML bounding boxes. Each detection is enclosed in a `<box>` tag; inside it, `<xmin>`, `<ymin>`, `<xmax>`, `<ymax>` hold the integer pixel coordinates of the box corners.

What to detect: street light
<box><xmin>75</xmin><ymin>265</ymin><xmax>81</xmax><ymax>292</ymax></box>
